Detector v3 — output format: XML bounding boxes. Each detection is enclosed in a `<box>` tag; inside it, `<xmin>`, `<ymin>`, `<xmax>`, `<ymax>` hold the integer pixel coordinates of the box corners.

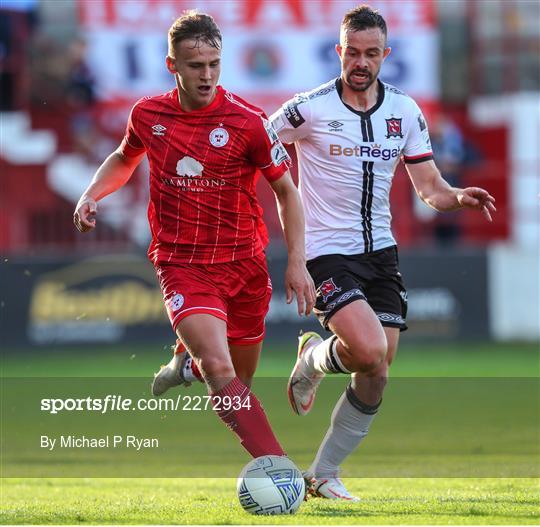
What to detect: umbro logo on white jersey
<box><xmin>328</xmin><ymin>121</ymin><xmax>343</xmax><ymax>130</ymax></box>
<box><xmin>152</xmin><ymin>124</ymin><xmax>166</xmax><ymax>136</ymax></box>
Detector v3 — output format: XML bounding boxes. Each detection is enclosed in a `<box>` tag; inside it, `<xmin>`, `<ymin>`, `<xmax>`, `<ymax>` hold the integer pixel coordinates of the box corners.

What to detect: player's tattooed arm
<box><xmin>406</xmin><ymin>159</ymin><xmax>496</xmax><ymax>222</ymax></box>
<box><xmin>269</xmin><ymin>172</ymin><xmax>316</xmax><ymax>316</ymax></box>
<box><xmin>74</xmin><ymin>148</ymin><xmax>145</xmax><ymax>232</ymax></box>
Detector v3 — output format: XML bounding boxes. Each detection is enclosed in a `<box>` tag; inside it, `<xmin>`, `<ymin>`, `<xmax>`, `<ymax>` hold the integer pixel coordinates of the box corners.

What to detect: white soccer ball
<box><xmin>237</xmin><ymin>455</ymin><xmax>305</xmax><ymax>515</ymax></box>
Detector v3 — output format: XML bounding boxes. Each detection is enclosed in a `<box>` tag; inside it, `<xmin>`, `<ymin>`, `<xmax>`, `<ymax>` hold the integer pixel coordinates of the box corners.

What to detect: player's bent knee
<box><xmin>349</xmin><ymin>342</ymin><xmax>387</xmax><ymax>373</ymax></box>
<box><xmin>358</xmin><ymin>352</ymin><xmax>386</xmax><ymax>373</ymax></box>
<box><xmin>198</xmin><ymin>356</ymin><xmax>235</xmax><ymax>381</ymax></box>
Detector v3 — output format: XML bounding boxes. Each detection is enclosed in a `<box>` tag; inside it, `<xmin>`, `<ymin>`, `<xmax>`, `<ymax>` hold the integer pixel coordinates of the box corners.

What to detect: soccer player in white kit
<box><xmin>270</xmin><ymin>5</ymin><xmax>496</xmax><ymax>501</ymax></box>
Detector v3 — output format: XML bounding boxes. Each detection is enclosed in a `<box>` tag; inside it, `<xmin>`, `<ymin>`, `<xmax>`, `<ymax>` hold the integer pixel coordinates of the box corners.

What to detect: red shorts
<box><xmin>155</xmin><ymin>252</ymin><xmax>272</xmax><ymax>345</ymax></box>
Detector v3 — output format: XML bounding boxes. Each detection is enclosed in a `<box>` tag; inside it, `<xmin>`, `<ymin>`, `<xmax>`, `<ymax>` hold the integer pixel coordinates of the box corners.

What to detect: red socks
<box><xmin>173</xmin><ymin>340</ymin><xmax>282</xmax><ymax>457</ymax></box>
<box><xmin>174</xmin><ymin>339</ymin><xmax>186</xmax><ymax>355</ymax></box>
<box><xmin>211</xmin><ymin>377</ymin><xmax>285</xmax><ymax>458</ymax></box>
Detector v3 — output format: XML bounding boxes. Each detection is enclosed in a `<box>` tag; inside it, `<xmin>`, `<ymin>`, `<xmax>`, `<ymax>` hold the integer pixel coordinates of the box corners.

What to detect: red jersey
<box><xmin>120</xmin><ymin>86</ymin><xmax>291</xmax><ymax>265</ymax></box>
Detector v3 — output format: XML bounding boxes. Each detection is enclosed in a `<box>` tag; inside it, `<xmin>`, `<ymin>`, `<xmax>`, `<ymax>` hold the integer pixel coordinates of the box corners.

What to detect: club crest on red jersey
<box><xmin>169</xmin><ymin>293</ymin><xmax>184</xmax><ymax>312</ymax></box>
<box><xmin>209</xmin><ymin>127</ymin><xmax>229</xmax><ymax>147</ymax></box>
<box><xmin>319</xmin><ymin>278</ymin><xmax>342</xmax><ymax>302</ymax></box>
<box><xmin>385</xmin><ymin>117</ymin><xmax>403</xmax><ymax>139</ymax></box>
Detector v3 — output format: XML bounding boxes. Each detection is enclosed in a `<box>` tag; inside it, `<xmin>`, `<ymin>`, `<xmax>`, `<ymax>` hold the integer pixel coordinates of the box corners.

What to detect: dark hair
<box><xmin>168</xmin><ymin>10</ymin><xmax>222</xmax><ymax>57</ymax></box>
<box><xmin>341</xmin><ymin>5</ymin><xmax>387</xmax><ymax>42</ymax></box>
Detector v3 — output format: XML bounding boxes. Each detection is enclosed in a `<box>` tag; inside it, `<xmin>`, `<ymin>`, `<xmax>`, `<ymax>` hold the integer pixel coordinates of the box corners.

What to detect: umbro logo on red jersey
<box><xmin>152</xmin><ymin>124</ymin><xmax>166</xmax><ymax>136</ymax></box>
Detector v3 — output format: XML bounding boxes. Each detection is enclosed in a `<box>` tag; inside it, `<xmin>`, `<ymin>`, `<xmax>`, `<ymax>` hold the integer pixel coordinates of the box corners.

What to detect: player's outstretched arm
<box><xmin>73</xmin><ymin>148</ymin><xmax>145</xmax><ymax>232</ymax></box>
<box><xmin>406</xmin><ymin>159</ymin><xmax>496</xmax><ymax>222</ymax></box>
<box><xmin>270</xmin><ymin>172</ymin><xmax>316</xmax><ymax>316</ymax></box>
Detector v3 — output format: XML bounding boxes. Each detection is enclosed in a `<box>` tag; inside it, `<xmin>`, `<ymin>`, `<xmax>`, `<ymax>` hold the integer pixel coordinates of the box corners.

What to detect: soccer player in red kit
<box><xmin>74</xmin><ymin>11</ymin><xmax>315</xmax><ymax>459</ymax></box>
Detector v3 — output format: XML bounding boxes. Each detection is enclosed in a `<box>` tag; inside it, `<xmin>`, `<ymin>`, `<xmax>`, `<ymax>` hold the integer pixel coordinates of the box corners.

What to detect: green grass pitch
<box><xmin>1</xmin><ymin>341</ymin><xmax>539</xmax><ymax>524</ymax></box>
<box><xmin>2</xmin><ymin>477</ymin><xmax>538</xmax><ymax>525</ymax></box>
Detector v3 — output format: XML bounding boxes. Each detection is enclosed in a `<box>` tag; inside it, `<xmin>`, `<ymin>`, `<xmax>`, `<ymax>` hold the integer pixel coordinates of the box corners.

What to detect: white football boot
<box><xmin>287</xmin><ymin>331</ymin><xmax>325</xmax><ymax>415</ymax></box>
<box><xmin>151</xmin><ymin>351</ymin><xmax>191</xmax><ymax>396</ymax></box>
<box><xmin>305</xmin><ymin>475</ymin><xmax>360</xmax><ymax>502</ymax></box>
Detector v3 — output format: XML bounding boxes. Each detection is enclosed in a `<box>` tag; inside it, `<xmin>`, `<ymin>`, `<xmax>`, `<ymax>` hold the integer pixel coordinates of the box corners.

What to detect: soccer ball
<box><xmin>237</xmin><ymin>455</ymin><xmax>305</xmax><ymax>515</ymax></box>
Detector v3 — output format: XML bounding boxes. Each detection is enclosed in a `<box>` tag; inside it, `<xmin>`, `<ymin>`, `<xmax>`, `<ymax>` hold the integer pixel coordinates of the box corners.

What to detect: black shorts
<box><xmin>307</xmin><ymin>245</ymin><xmax>408</xmax><ymax>331</ymax></box>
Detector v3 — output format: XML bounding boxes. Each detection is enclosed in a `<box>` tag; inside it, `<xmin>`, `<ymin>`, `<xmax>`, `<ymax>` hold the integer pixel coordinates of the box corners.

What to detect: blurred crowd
<box><xmin>2</xmin><ymin>0</ymin><xmax>522</xmax><ymax>254</ymax></box>
<box><xmin>1</xmin><ymin>2</ymin><xmax>114</xmax><ymax>163</ymax></box>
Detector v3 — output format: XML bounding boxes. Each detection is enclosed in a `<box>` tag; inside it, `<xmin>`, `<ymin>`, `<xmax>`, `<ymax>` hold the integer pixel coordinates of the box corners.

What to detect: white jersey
<box><xmin>270</xmin><ymin>78</ymin><xmax>433</xmax><ymax>260</ymax></box>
